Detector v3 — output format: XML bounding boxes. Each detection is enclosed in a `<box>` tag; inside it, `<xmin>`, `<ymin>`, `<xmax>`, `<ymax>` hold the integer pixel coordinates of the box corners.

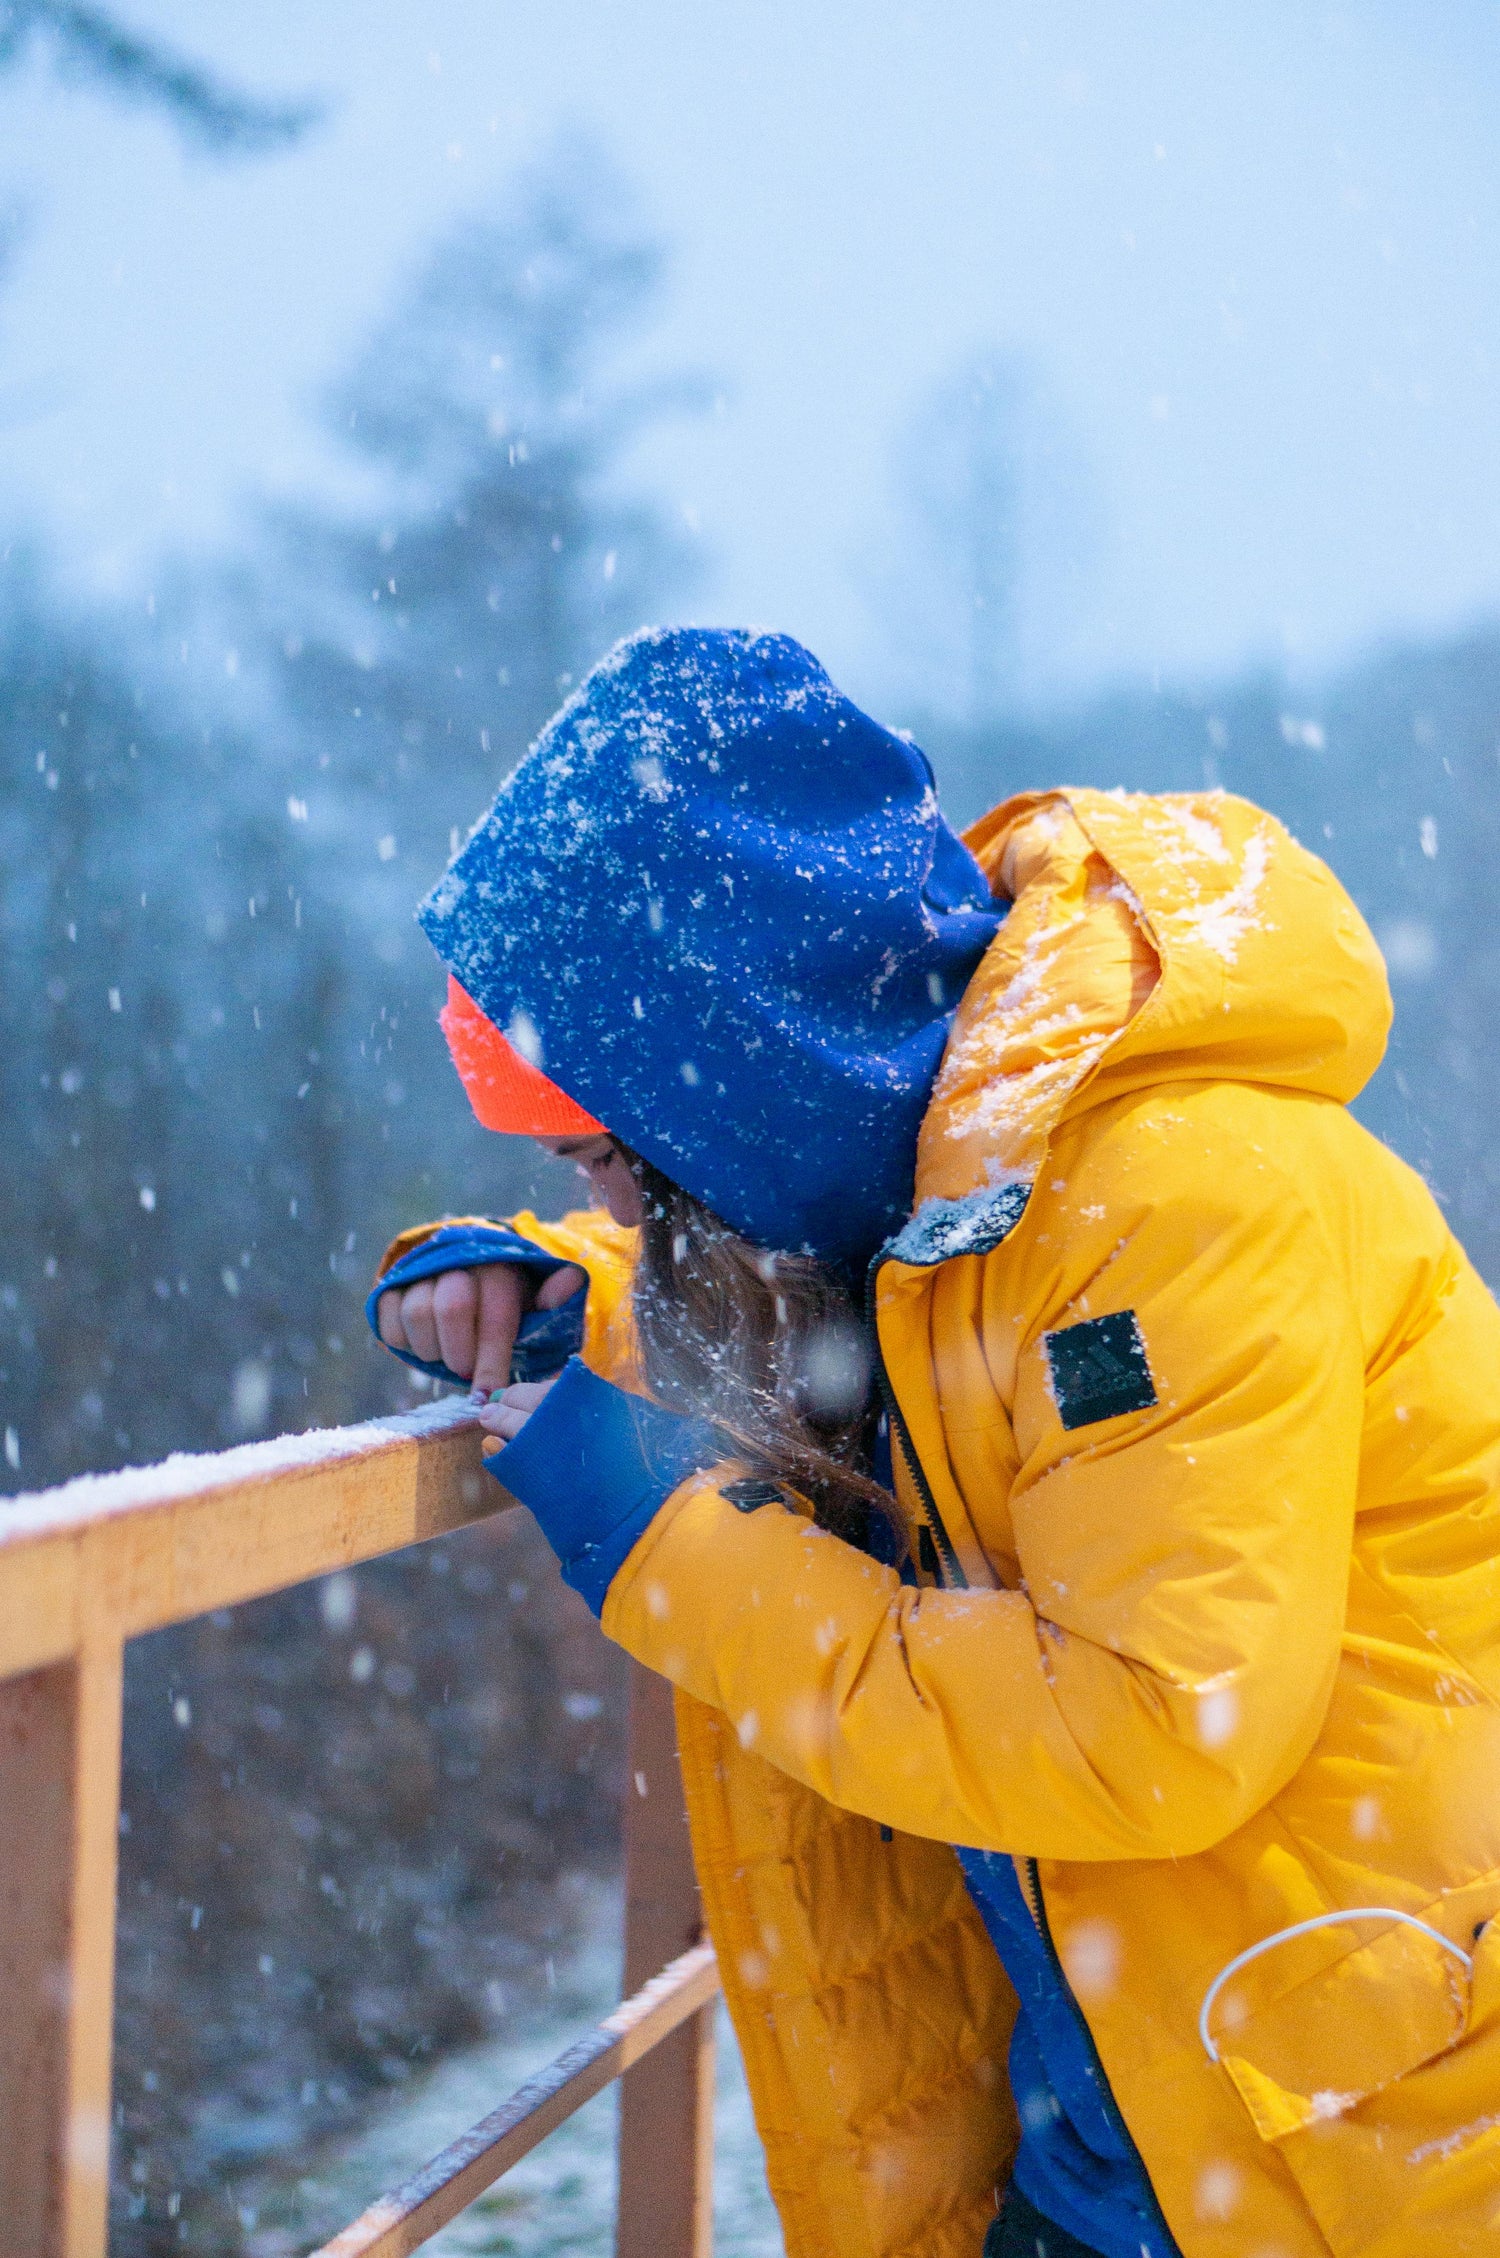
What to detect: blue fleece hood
<box><xmin>418</xmin><ymin>627</ymin><xmax>1004</xmax><ymax>1271</ymax></box>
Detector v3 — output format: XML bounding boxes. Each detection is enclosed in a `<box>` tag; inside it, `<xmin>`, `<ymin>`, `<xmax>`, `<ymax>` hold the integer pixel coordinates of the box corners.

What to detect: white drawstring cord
<box><xmin>1198</xmin><ymin>1908</ymin><xmax>1473</xmax><ymax>2064</ymax></box>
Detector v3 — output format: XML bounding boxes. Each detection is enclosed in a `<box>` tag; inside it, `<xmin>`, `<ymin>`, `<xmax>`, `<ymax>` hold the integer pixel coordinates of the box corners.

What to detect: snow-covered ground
<box><xmin>239</xmin><ymin>1880</ymin><xmax>783</xmax><ymax>2258</ymax></box>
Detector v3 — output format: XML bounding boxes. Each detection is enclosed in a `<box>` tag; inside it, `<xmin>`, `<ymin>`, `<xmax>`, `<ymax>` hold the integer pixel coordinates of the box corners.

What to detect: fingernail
<box><xmin>487</xmin><ymin>1388</ymin><xmax>507</xmax><ymax>1404</ymax></box>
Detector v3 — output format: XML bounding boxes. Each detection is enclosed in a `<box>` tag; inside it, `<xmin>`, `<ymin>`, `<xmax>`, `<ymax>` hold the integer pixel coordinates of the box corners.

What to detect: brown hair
<box><xmin>622</xmin><ymin>1147</ymin><xmax>900</xmax><ymax>1551</ymax></box>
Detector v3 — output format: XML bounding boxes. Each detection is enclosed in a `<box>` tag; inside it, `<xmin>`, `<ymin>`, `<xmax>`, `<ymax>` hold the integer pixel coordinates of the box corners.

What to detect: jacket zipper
<box><xmin>1022</xmin><ymin>1855</ymin><xmax>1180</xmax><ymax>2252</ymax></box>
<box><xmin>866</xmin><ymin>1252</ymin><xmax>1174</xmax><ymax>2248</ymax></box>
<box><xmin>864</xmin><ymin>1255</ymin><xmax>968</xmax><ymax>1589</ymax></box>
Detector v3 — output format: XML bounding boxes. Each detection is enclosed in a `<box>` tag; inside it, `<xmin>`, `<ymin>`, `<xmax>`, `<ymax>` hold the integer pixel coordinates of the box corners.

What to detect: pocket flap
<box><xmin>1216</xmin><ymin>1914</ymin><xmax>1469</xmax><ymax>2141</ymax></box>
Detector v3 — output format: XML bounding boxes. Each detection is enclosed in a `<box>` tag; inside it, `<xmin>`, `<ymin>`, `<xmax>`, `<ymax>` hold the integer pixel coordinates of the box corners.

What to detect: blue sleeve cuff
<box><xmin>366</xmin><ymin>1222</ymin><xmax>583</xmax><ymax>1388</ymax></box>
<box><xmin>489</xmin><ymin>1358</ymin><xmax>724</xmax><ymax>1616</ymax></box>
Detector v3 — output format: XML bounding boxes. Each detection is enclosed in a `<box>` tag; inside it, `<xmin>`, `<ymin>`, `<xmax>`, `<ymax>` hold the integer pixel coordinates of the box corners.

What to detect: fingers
<box><xmin>430</xmin><ymin>1266</ymin><xmax>488</xmax><ymax>1379</ymax></box>
<box><xmin>376</xmin><ymin>1259</ymin><xmax>581</xmax><ymax>1393</ymax></box>
<box><xmin>468</xmin><ymin>1263</ymin><xmax>529</xmax><ymax>1400</ymax></box>
<box><xmin>390</xmin><ymin>1277</ymin><xmax>439</xmax><ymax>1364</ymax></box>
<box><xmin>478</xmin><ymin>1374</ymin><xmax>559</xmax><ymax>1453</ymax></box>
<box><xmin>534</xmin><ymin>1261</ymin><xmax>588</xmax><ymax>1311</ymax></box>
<box><xmin>470</xmin><ymin>1261</ymin><xmax>585</xmax><ymax>1401</ymax></box>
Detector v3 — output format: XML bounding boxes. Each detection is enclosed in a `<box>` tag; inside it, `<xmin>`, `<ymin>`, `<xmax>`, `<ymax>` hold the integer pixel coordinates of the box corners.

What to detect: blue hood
<box><xmin>418</xmin><ymin>627</ymin><xmax>1004</xmax><ymax>1271</ymax></box>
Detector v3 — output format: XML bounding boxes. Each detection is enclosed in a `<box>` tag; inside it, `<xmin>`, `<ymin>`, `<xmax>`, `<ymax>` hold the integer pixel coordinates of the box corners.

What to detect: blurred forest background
<box><xmin>2</xmin><ymin>11</ymin><xmax>1499</xmax><ymax>2256</ymax></box>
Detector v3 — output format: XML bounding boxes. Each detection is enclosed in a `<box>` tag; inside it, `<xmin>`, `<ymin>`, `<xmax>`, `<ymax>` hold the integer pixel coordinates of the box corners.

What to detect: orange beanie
<box><xmin>439</xmin><ymin>975</ymin><xmax>605</xmax><ymax>1137</ymax></box>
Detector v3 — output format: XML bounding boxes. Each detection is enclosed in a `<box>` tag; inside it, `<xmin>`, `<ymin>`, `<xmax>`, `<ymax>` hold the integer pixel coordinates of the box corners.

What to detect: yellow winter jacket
<box><xmin>392</xmin><ymin>789</ymin><xmax>1500</xmax><ymax>2258</ymax></box>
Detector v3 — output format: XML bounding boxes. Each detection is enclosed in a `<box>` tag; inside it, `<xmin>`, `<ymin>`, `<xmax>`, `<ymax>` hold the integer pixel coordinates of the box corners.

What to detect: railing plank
<box><xmin>0</xmin><ymin>1399</ymin><xmax>493</xmax><ymax>1679</ymax></box>
<box><xmin>0</xmin><ymin>1398</ymin><xmax>497</xmax><ymax>2253</ymax></box>
<box><xmin>0</xmin><ymin>1403</ymin><xmax>728</xmax><ymax>2258</ymax></box>
<box><xmin>307</xmin><ymin>1942</ymin><xmax>720</xmax><ymax>2258</ymax></box>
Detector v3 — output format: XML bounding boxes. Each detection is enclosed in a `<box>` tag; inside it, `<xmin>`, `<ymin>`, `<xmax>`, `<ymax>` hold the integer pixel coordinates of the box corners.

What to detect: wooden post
<box><xmin>0</xmin><ymin>1636</ymin><xmax>124</xmax><ymax>2258</ymax></box>
<box><xmin>615</xmin><ymin>1662</ymin><xmax>714</xmax><ymax>2258</ymax></box>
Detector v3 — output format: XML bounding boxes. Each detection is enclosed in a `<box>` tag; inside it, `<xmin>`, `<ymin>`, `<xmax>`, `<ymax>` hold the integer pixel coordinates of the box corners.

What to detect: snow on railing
<box><xmin>0</xmin><ymin>1404</ymin><xmax>717</xmax><ymax>2258</ymax></box>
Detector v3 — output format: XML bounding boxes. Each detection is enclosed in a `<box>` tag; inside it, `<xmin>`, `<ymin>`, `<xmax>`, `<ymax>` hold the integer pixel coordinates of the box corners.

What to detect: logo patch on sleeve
<box><xmin>1043</xmin><ymin>1310</ymin><xmax>1157</xmax><ymax>1431</ymax></box>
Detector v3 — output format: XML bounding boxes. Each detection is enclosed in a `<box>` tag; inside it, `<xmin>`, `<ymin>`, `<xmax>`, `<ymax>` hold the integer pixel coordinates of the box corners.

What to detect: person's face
<box><xmin>536</xmin><ymin>1133</ymin><xmax>645</xmax><ymax>1228</ymax></box>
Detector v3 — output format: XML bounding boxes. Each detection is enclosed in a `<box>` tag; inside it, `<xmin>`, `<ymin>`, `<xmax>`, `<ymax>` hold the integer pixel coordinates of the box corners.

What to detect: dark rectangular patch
<box><xmin>1044</xmin><ymin>1310</ymin><xmax>1157</xmax><ymax>1431</ymax></box>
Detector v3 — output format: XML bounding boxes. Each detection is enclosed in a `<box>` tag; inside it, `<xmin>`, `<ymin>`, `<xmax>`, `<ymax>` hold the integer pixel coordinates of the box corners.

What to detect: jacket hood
<box><xmin>418</xmin><ymin>627</ymin><xmax>1004</xmax><ymax>1269</ymax></box>
<box><xmin>910</xmin><ymin>786</ymin><xmax>1392</xmax><ymax>1217</ymax></box>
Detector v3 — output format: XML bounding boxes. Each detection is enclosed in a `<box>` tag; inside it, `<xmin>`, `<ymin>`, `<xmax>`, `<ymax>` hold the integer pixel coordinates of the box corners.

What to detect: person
<box><xmin>370</xmin><ymin>626</ymin><xmax>1500</xmax><ymax>2258</ymax></box>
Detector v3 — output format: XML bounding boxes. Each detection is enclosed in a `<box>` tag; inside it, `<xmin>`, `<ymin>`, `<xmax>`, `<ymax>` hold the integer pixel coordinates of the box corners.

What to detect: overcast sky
<box><xmin>1</xmin><ymin>1</ymin><xmax>1497</xmax><ymax>713</ymax></box>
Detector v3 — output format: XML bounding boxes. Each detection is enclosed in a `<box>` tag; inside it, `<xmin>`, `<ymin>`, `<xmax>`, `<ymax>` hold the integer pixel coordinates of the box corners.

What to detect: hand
<box><xmin>478</xmin><ymin>1373</ymin><xmax>562</xmax><ymax>1456</ymax></box>
<box><xmin>375</xmin><ymin>1261</ymin><xmax>587</xmax><ymax>1399</ymax></box>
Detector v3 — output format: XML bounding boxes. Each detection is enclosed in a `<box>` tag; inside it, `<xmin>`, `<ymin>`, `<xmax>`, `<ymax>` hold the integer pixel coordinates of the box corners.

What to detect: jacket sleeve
<box><xmin>488</xmin><ymin>1356</ymin><xmax>731</xmax><ymax>1615</ymax></box>
<box><xmin>369</xmin><ymin>1206</ymin><xmax>642</xmax><ymax>1389</ymax></box>
<box><xmin>599</xmin><ymin>1113</ymin><xmax>1366</xmax><ymax>1862</ymax></box>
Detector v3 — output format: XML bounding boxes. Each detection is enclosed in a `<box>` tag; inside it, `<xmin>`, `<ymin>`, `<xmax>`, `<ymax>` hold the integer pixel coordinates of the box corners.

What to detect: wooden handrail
<box><xmin>0</xmin><ymin>1403</ymin><xmax>717</xmax><ymax>2258</ymax></box>
<box><xmin>0</xmin><ymin>1395</ymin><xmax>491</xmax><ymax>1679</ymax></box>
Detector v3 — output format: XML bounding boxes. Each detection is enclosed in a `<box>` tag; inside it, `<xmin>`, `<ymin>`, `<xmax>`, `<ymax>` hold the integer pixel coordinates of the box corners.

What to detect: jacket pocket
<box><xmin>1215</xmin><ymin>1909</ymin><xmax>1470</xmax><ymax>2139</ymax></box>
<box><xmin>1215</xmin><ymin>1897</ymin><xmax>1500</xmax><ymax>2257</ymax></box>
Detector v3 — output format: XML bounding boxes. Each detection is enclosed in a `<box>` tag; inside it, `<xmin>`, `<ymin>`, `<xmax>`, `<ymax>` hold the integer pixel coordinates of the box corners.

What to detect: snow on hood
<box><xmin>913</xmin><ymin>787</ymin><xmax>1393</xmax><ymax>1210</ymax></box>
<box><xmin>418</xmin><ymin>627</ymin><xmax>1004</xmax><ymax>1271</ymax></box>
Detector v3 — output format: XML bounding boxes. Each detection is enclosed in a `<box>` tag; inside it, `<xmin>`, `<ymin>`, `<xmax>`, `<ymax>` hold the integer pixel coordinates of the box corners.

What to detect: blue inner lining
<box><xmin>958</xmin><ymin>1849</ymin><xmax>1178</xmax><ymax>2258</ymax></box>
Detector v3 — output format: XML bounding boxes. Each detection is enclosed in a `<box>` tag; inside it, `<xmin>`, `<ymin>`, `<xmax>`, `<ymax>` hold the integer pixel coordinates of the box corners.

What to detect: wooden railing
<box><xmin>0</xmin><ymin>1398</ymin><xmax>719</xmax><ymax>2258</ymax></box>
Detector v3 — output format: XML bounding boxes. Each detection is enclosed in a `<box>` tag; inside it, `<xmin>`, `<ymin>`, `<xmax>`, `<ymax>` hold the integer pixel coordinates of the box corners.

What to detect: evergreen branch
<box><xmin>0</xmin><ymin>1</ymin><xmax>324</xmax><ymax>153</ymax></box>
